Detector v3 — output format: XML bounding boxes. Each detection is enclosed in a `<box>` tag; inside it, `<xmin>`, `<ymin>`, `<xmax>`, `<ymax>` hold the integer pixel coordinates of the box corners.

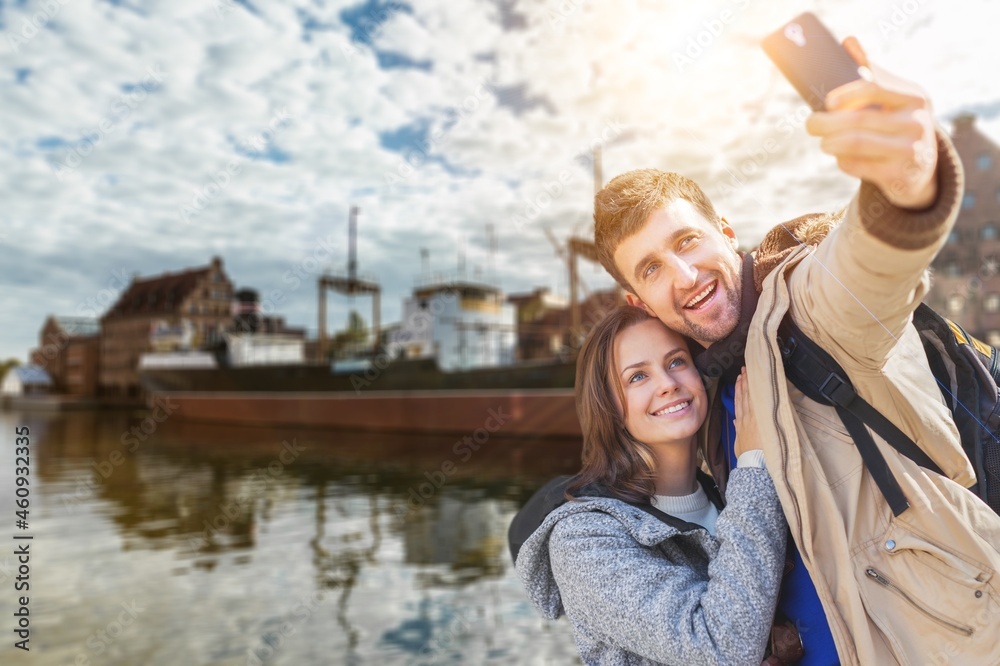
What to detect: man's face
<box><xmin>613</xmin><ymin>199</ymin><xmax>743</xmax><ymax>348</ymax></box>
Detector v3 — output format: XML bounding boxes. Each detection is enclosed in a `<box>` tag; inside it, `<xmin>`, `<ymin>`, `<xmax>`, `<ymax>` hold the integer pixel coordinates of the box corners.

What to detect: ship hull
<box><xmin>151</xmin><ymin>389</ymin><xmax>580</xmax><ymax>437</ymax></box>
<box><xmin>140</xmin><ymin>359</ymin><xmax>582</xmax><ymax>437</ymax></box>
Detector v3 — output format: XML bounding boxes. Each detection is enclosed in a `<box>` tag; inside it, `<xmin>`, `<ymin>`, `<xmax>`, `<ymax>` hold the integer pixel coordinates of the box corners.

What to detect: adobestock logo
<box><xmin>6</xmin><ymin>0</ymin><xmax>74</xmax><ymax>53</ymax></box>
<box><xmin>393</xmin><ymin>407</ymin><xmax>511</xmax><ymax>516</ymax></box>
<box><xmin>178</xmin><ymin>108</ymin><xmax>295</xmax><ymax>223</ymax></box>
<box><xmin>671</xmin><ymin>0</ymin><xmax>751</xmax><ymax>73</ymax></box>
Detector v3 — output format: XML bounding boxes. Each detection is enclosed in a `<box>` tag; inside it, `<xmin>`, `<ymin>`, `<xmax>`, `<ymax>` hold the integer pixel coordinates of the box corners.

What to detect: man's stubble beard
<box><xmin>679</xmin><ymin>272</ymin><xmax>742</xmax><ymax>346</ymax></box>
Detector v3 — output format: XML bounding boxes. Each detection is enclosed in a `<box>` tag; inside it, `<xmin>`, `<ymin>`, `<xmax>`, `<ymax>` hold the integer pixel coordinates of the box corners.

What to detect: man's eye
<box><xmin>643</xmin><ymin>264</ymin><xmax>658</xmax><ymax>278</ymax></box>
<box><xmin>680</xmin><ymin>235</ymin><xmax>697</xmax><ymax>248</ymax></box>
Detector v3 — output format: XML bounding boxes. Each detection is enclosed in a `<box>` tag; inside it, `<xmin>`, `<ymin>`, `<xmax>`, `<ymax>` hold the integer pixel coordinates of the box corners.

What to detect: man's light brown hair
<box><xmin>594</xmin><ymin>169</ymin><xmax>722</xmax><ymax>291</ymax></box>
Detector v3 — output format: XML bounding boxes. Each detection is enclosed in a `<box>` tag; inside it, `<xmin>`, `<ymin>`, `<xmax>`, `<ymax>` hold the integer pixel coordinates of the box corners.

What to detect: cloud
<box><xmin>1</xmin><ymin>0</ymin><xmax>998</xmax><ymax>360</ymax></box>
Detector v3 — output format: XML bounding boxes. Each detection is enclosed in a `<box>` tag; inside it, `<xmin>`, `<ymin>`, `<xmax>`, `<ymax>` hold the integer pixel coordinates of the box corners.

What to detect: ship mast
<box><xmin>567</xmin><ymin>147</ymin><xmax>602</xmax><ymax>344</ymax></box>
<box><xmin>318</xmin><ymin>206</ymin><xmax>382</xmax><ymax>361</ymax></box>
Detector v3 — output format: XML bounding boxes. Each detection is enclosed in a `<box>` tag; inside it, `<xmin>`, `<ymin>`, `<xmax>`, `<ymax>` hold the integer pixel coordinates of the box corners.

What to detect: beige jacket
<box><xmin>741</xmin><ymin>132</ymin><xmax>1000</xmax><ymax>665</ymax></box>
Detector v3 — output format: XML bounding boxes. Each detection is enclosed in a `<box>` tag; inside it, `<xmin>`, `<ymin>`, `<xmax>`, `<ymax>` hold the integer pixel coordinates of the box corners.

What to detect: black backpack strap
<box><xmin>508</xmin><ymin>475</ymin><xmax>577</xmax><ymax>563</ymax></box>
<box><xmin>778</xmin><ymin>318</ymin><xmax>944</xmax><ymax>517</ymax></box>
<box><xmin>696</xmin><ymin>468</ymin><xmax>725</xmax><ymax>511</ymax></box>
<box><xmin>508</xmin><ymin>470</ymin><xmax>726</xmax><ymax>564</ymax></box>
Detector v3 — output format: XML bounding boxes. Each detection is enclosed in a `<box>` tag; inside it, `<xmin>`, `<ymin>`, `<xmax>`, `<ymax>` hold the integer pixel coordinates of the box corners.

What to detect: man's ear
<box><xmin>625</xmin><ymin>292</ymin><xmax>655</xmax><ymax>316</ymax></box>
<box><xmin>720</xmin><ymin>217</ymin><xmax>739</xmax><ymax>250</ymax></box>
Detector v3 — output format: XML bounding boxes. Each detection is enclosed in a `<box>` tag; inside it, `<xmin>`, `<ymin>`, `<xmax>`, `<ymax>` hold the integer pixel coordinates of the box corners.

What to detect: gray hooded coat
<box><xmin>515</xmin><ymin>467</ymin><xmax>787</xmax><ymax>665</ymax></box>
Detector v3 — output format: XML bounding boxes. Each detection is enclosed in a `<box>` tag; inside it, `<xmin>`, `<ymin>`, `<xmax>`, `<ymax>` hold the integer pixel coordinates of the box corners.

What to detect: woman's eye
<box><xmin>628</xmin><ymin>371</ymin><xmax>647</xmax><ymax>384</ymax></box>
<box><xmin>668</xmin><ymin>357</ymin><xmax>686</xmax><ymax>369</ymax></box>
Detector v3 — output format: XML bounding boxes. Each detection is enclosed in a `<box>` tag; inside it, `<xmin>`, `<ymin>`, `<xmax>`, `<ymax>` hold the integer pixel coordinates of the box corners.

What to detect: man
<box><xmin>593</xmin><ymin>38</ymin><xmax>1000</xmax><ymax>665</ymax></box>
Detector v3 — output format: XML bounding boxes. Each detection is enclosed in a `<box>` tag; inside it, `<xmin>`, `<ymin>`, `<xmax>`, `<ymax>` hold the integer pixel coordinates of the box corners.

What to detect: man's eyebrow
<box><xmin>630</xmin><ymin>226</ymin><xmax>699</xmax><ymax>283</ymax></box>
<box><xmin>632</xmin><ymin>252</ymin><xmax>657</xmax><ymax>284</ymax></box>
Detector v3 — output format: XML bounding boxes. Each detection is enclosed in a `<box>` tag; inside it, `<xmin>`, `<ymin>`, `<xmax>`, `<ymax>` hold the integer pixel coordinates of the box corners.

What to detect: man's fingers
<box><xmin>820</xmin><ymin>131</ymin><xmax>917</xmax><ymax>161</ymax></box>
<box><xmin>833</xmin><ymin>156</ymin><xmax>875</xmax><ymax>180</ymax></box>
<box><xmin>825</xmin><ymin>78</ymin><xmax>926</xmax><ymax>112</ymax></box>
<box><xmin>833</xmin><ymin>156</ymin><xmax>910</xmax><ymax>186</ymax></box>
<box><xmin>806</xmin><ymin>109</ymin><xmax>925</xmax><ymax>140</ymax></box>
<box><xmin>842</xmin><ymin>36</ymin><xmax>869</xmax><ymax>68</ymax></box>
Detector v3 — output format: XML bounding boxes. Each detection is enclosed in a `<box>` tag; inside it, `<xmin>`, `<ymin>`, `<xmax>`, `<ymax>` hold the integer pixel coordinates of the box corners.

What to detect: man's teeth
<box><xmin>653</xmin><ymin>401</ymin><xmax>689</xmax><ymax>416</ymax></box>
<box><xmin>685</xmin><ymin>283</ymin><xmax>715</xmax><ymax>309</ymax></box>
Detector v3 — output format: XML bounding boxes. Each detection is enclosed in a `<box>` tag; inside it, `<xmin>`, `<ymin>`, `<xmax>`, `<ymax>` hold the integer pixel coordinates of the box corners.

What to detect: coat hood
<box><xmin>514</xmin><ymin>496</ymin><xmax>709</xmax><ymax>620</ymax></box>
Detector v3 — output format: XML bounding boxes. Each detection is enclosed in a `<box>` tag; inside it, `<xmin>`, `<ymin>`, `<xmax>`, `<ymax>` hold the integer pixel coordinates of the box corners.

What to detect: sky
<box><xmin>2</xmin><ymin>0</ymin><xmax>999</xmax><ymax>361</ymax></box>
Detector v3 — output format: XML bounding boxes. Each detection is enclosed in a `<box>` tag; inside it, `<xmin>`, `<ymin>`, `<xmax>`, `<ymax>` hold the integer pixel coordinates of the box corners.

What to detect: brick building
<box><xmin>28</xmin><ymin>316</ymin><xmax>100</xmax><ymax>396</ymax></box>
<box><xmin>925</xmin><ymin>114</ymin><xmax>1000</xmax><ymax>344</ymax></box>
<box><xmin>100</xmin><ymin>256</ymin><xmax>235</xmax><ymax>398</ymax></box>
<box><xmin>508</xmin><ymin>287</ymin><xmax>624</xmax><ymax>361</ymax></box>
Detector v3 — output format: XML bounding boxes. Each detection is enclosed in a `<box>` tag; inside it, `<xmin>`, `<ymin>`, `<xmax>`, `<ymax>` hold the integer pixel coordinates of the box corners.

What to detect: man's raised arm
<box><xmin>785</xmin><ymin>37</ymin><xmax>963</xmax><ymax>364</ymax></box>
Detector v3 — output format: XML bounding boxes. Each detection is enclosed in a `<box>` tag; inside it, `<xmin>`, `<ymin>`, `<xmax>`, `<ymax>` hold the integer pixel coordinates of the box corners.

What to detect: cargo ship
<box><xmin>137</xmin><ymin>206</ymin><xmax>617</xmax><ymax>437</ymax></box>
<box><xmin>138</xmin><ymin>276</ymin><xmax>588</xmax><ymax>438</ymax></box>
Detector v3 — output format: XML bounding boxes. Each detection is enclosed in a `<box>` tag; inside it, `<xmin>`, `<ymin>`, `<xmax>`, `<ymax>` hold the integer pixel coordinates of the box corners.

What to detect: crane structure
<box><xmin>318</xmin><ymin>206</ymin><xmax>382</xmax><ymax>361</ymax></box>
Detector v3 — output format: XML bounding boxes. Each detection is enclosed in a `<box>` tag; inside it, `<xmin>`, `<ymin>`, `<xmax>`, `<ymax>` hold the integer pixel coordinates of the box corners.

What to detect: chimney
<box><xmin>952</xmin><ymin>113</ymin><xmax>976</xmax><ymax>135</ymax></box>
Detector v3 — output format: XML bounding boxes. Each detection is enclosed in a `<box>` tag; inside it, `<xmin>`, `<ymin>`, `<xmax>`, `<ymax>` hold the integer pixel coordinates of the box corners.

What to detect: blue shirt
<box><xmin>721</xmin><ymin>381</ymin><xmax>840</xmax><ymax>666</ymax></box>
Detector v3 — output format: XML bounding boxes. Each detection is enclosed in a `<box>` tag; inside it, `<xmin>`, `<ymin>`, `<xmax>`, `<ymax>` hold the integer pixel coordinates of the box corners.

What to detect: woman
<box><xmin>515</xmin><ymin>305</ymin><xmax>787</xmax><ymax>665</ymax></box>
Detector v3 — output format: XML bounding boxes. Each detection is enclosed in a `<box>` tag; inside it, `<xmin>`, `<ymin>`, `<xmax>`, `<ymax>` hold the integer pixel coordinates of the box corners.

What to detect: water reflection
<box><xmin>0</xmin><ymin>409</ymin><xmax>582</xmax><ymax>665</ymax></box>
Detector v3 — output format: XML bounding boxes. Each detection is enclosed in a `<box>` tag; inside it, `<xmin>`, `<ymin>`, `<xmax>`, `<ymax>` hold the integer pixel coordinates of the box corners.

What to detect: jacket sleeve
<box><xmin>547</xmin><ymin>468</ymin><xmax>786</xmax><ymax>666</ymax></box>
<box><xmin>786</xmin><ymin>129</ymin><xmax>964</xmax><ymax>364</ymax></box>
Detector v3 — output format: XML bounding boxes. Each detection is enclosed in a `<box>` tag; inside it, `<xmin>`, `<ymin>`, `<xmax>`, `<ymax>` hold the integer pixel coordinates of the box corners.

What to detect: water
<box><xmin>0</xmin><ymin>408</ymin><xmax>583</xmax><ymax>665</ymax></box>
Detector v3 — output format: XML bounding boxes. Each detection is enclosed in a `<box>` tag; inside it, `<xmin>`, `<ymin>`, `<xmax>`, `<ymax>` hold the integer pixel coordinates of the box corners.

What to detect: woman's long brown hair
<box><xmin>566</xmin><ymin>305</ymin><xmax>666</xmax><ymax>503</ymax></box>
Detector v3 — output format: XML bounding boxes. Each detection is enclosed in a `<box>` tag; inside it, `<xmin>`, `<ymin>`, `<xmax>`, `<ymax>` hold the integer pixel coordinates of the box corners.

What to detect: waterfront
<box><xmin>0</xmin><ymin>408</ymin><xmax>582</xmax><ymax>665</ymax></box>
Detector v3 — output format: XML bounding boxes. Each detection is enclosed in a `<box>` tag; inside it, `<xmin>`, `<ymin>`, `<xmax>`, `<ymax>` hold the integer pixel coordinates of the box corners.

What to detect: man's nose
<box><xmin>670</xmin><ymin>257</ymin><xmax>698</xmax><ymax>289</ymax></box>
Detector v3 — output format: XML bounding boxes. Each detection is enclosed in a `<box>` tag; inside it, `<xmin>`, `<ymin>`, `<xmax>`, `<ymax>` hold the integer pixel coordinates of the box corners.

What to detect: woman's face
<box><xmin>613</xmin><ymin>318</ymin><xmax>708</xmax><ymax>447</ymax></box>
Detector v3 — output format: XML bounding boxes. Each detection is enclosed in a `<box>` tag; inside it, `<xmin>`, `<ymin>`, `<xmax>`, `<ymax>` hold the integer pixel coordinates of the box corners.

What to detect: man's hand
<box><xmin>805</xmin><ymin>36</ymin><xmax>938</xmax><ymax>210</ymax></box>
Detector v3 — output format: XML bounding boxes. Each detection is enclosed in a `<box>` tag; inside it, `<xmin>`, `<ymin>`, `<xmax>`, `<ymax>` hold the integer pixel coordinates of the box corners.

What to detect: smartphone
<box><xmin>762</xmin><ymin>12</ymin><xmax>862</xmax><ymax>111</ymax></box>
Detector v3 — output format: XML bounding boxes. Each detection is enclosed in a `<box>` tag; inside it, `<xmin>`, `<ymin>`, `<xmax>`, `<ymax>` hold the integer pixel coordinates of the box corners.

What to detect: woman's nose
<box><xmin>656</xmin><ymin>373</ymin><xmax>679</xmax><ymax>395</ymax></box>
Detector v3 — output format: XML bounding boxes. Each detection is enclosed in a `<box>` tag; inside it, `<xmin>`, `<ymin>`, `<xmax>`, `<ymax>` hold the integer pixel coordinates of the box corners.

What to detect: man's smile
<box><xmin>683</xmin><ymin>280</ymin><xmax>718</xmax><ymax>310</ymax></box>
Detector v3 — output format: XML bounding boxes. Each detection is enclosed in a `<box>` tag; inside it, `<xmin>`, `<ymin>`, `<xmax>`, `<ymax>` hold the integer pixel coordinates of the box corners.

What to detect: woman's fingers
<box><xmin>734</xmin><ymin>367</ymin><xmax>759</xmax><ymax>457</ymax></box>
<box><xmin>734</xmin><ymin>367</ymin><xmax>745</xmax><ymax>429</ymax></box>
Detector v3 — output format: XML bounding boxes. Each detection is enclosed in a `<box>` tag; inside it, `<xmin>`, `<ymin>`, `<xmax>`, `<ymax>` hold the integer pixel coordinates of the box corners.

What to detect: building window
<box><xmin>947</xmin><ymin>230</ymin><xmax>960</xmax><ymax>245</ymax></box>
<box><xmin>947</xmin><ymin>294</ymin><xmax>965</xmax><ymax>314</ymax></box>
<box><xmin>983</xmin><ymin>224</ymin><xmax>998</xmax><ymax>241</ymax></box>
<box><xmin>989</xmin><ymin>331</ymin><xmax>1000</xmax><ymax>347</ymax></box>
<box><xmin>944</xmin><ymin>261</ymin><xmax>962</xmax><ymax>277</ymax></box>
<box><xmin>979</xmin><ymin>154</ymin><xmax>994</xmax><ymax>171</ymax></box>
<box><xmin>983</xmin><ymin>255</ymin><xmax>1000</xmax><ymax>278</ymax></box>
<box><xmin>963</xmin><ymin>193</ymin><xmax>976</xmax><ymax>210</ymax></box>
<box><xmin>986</xmin><ymin>294</ymin><xmax>1000</xmax><ymax>313</ymax></box>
